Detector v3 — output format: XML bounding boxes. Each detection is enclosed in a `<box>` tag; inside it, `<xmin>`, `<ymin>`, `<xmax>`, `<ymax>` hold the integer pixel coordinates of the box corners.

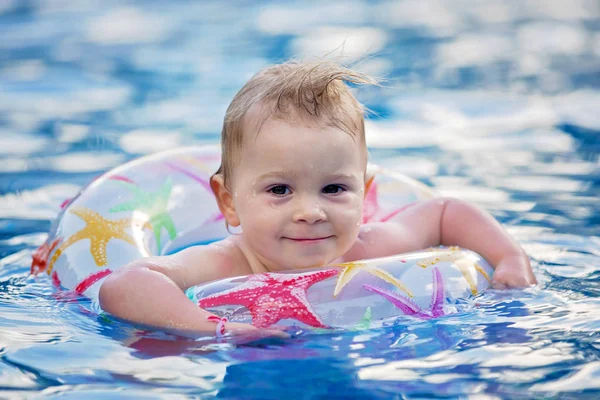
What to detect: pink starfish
<box><xmin>363</xmin><ymin>267</ymin><xmax>446</xmax><ymax>319</ymax></box>
<box><xmin>198</xmin><ymin>269</ymin><xmax>339</xmax><ymax>328</ymax></box>
<box><xmin>164</xmin><ymin>161</ymin><xmax>211</xmax><ymax>192</ymax></box>
<box><xmin>362</xmin><ymin>177</ymin><xmax>416</xmax><ymax>224</ymax></box>
<box><xmin>57</xmin><ymin>174</ymin><xmax>131</xmax><ymax>210</ymax></box>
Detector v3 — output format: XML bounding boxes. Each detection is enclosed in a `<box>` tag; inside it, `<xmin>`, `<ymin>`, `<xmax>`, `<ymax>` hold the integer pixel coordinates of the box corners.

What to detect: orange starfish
<box><xmin>332</xmin><ymin>261</ymin><xmax>413</xmax><ymax>298</ymax></box>
<box><xmin>47</xmin><ymin>207</ymin><xmax>137</xmax><ymax>274</ymax></box>
<box><xmin>417</xmin><ymin>248</ymin><xmax>491</xmax><ymax>295</ymax></box>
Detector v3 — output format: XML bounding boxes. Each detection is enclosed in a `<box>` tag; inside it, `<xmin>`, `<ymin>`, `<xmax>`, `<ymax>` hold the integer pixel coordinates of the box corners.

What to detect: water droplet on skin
<box><xmin>234</xmin><ymin>191</ymin><xmax>238</xmax><ymax>197</ymax></box>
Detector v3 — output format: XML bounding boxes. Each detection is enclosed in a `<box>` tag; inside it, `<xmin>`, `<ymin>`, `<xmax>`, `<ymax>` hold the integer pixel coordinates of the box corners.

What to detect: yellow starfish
<box><xmin>416</xmin><ymin>248</ymin><xmax>491</xmax><ymax>295</ymax></box>
<box><xmin>473</xmin><ymin>263</ymin><xmax>492</xmax><ymax>283</ymax></box>
<box><xmin>47</xmin><ymin>207</ymin><xmax>137</xmax><ymax>274</ymax></box>
<box><xmin>333</xmin><ymin>261</ymin><xmax>413</xmax><ymax>298</ymax></box>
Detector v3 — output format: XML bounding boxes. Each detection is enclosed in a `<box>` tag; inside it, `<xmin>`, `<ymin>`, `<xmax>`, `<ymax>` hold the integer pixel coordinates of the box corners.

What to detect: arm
<box><xmin>435</xmin><ymin>198</ymin><xmax>536</xmax><ymax>288</ymax></box>
<box><xmin>99</xmin><ymin>257</ymin><xmax>218</xmax><ymax>334</ymax></box>
<box><xmin>351</xmin><ymin>198</ymin><xmax>536</xmax><ymax>288</ymax></box>
<box><xmin>99</xmin><ymin>240</ymin><xmax>287</xmax><ymax>338</ymax></box>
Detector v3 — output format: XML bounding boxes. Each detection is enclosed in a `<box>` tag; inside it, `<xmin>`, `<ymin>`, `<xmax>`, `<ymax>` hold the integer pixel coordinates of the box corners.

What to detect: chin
<box><xmin>290</xmin><ymin>256</ymin><xmax>337</xmax><ymax>270</ymax></box>
<box><xmin>272</xmin><ymin>249</ymin><xmax>339</xmax><ymax>271</ymax></box>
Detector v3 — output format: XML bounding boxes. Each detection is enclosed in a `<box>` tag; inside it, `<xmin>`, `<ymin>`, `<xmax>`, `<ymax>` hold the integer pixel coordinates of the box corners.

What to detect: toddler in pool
<box><xmin>99</xmin><ymin>60</ymin><xmax>536</xmax><ymax>338</ymax></box>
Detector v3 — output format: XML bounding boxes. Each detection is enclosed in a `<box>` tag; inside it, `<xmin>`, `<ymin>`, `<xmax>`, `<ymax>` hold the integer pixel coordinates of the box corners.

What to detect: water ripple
<box><xmin>0</xmin><ymin>0</ymin><xmax>598</xmax><ymax>398</ymax></box>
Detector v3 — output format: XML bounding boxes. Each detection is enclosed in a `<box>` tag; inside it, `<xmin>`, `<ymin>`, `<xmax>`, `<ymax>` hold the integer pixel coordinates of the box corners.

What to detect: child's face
<box><xmin>224</xmin><ymin>112</ymin><xmax>365</xmax><ymax>272</ymax></box>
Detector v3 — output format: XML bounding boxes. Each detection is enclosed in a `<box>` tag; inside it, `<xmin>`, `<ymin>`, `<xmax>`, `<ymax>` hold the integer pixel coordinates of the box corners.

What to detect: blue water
<box><xmin>1</xmin><ymin>1</ymin><xmax>600</xmax><ymax>398</ymax></box>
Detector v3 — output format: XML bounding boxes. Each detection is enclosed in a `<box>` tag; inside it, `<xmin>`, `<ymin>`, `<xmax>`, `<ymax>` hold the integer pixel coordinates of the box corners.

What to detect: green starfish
<box><xmin>355</xmin><ymin>307</ymin><xmax>372</xmax><ymax>330</ymax></box>
<box><xmin>109</xmin><ymin>177</ymin><xmax>176</xmax><ymax>253</ymax></box>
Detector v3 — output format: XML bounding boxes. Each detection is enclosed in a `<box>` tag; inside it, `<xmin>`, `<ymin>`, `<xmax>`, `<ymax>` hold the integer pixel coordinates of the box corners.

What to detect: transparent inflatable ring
<box><xmin>31</xmin><ymin>146</ymin><xmax>493</xmax><ymax>331</ymax></box>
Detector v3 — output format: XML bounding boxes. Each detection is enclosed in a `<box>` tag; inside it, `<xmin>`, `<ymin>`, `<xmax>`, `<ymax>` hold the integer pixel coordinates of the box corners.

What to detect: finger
<box><xmin>491</xmin><ymin>280</ymin><xmax>508</xmax><ymax>290</ymax></box>
<box><xmin>263</xmin><ymin>329</ymin><xmax>291</xmax><ymax>339</ymax></box>
<box><xmin>529</xmin><ymin>270</ymin><xmax>538</xmax><ymax>285</ymax></box>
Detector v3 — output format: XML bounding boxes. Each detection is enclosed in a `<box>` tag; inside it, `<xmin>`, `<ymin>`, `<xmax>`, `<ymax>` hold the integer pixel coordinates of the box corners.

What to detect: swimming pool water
<box><xmin>1</xmin><ymin>1</ymin><xmax>599</xmax><ymax>398</ymax></box>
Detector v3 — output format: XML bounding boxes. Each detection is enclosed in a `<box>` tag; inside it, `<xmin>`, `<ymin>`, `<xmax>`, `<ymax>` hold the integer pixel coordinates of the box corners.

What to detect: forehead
<box><xmin>242</xmin><ymin>102</ymin><xmax>334</xmax><ymax>141</ymax></box>
<box><xmin>237</xmin><ymin>113</ymin><xmax>365</xmax><ymax>176</ymax></box>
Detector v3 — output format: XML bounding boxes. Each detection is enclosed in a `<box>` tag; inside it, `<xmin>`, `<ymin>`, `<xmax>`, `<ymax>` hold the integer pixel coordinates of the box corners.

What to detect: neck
<box><xmin>233</xmin><ymin>235</ymin><xmax>341</xmax><ymax>274</ymax></box>
<box><xmin>234</xmin><ymin>235</ymin><xmax>273</xmax><ymax>274</ymax></box>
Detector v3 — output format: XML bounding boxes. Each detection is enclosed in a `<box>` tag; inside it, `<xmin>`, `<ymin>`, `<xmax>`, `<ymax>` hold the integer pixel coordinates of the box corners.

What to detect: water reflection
<box><xmin>0</xmin><ymin>0</ymin><xmax>599</xmax><ymax>398</ymax></box>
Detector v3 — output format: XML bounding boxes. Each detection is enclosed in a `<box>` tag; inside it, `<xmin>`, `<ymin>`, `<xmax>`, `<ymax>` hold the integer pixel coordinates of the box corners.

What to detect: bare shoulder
<box><xmin>153</xmin><ymin>236</ymin><xmax>251</xmax><ymax>290</ymax></box>
<box><xmin>343</xmin><ymin>199</ymin><xmax>449</xmax><ymax>262</ymax></box>
<box><xmin>342</xmin><ymin>222</ymin><xmax>412</xmax><ymax>261</ymax></box>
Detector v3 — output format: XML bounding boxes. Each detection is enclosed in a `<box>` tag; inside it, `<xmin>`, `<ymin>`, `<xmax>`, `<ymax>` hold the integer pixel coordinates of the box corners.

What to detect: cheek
<box><xmin>330</xmin><ymin>196</ymin><xmax>363</xmax><ymax>226</ymax></box>
<box><xmin>237</xmin><ymin>196</ymin><xmax>284</xmax><ymax>226</ymax></box>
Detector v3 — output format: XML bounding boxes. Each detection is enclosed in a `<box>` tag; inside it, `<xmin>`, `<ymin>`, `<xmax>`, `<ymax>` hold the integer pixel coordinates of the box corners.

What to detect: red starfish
<box><xmin>198</xmin><ymin>269</ymin><xmax>339</xmax><ymax>328</ymax></box>
<box><xmin>30</xmin><ymin>238</ymin><xmax>61</xmax><ymax>275</ymax></box>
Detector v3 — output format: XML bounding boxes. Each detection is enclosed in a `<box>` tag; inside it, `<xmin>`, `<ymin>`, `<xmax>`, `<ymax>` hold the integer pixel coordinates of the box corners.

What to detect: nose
<box><xmin>292</xmin><ymin>198</ymin><xmax>326</xmax><ymax>224</ymax></box>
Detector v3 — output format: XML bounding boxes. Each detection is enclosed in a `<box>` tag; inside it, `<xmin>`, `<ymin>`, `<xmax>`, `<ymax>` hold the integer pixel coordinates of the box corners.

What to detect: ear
<box><xmin>210</xmin><ymin>174</ymin><xmax>240</xmax><ymax>227</ymax></box>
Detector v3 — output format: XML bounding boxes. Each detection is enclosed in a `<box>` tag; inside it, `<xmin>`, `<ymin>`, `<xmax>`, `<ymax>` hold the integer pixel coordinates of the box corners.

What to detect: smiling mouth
<box><xmin>284</xmin><ymin>236</ymin><xmax>333</xmax><ymax>243</ymax></box>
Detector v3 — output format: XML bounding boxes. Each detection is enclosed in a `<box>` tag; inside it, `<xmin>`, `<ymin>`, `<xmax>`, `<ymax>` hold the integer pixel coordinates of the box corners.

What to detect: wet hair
<box><xmin>214</xmin><ymin>59</ymin><xmax>377</xmax><ymax>187</ymax></box>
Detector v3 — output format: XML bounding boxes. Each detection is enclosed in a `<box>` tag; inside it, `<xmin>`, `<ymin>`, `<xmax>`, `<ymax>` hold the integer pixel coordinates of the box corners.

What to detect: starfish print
<box><xmin>57</xmin><ymin>174</ymin><xmax>132</xmax><ymax>210</ymax></box>
<box><xmin>163</xmin><ymin>160</ymin><xmax>225</xmax><ymax>226</ymax></box>
<box><xmin>332</xmin><ymin>261</ymin><xmax>413</xmax><ymax>298</ymax></box>
<box><xmin>355</xmin><ymin>306</ymin><xmax>372</xmax><ymax>330</ymax></box>
<box><xmin>109</xmin><ymin>178</ymin><xmax>176</xmax><ymax>253</ymax></box>
<box><xmin>47</xmin><ymin>207</ymin><xmax>137</xmax><ymax>274</ymax></box>
<box><xmin>362</xmin><ymin>176</ymin><xmax>422</xmax><ymax>224</ymax></box>
<box><xmin>51</xmin><ymin>269</ymin><xmax>113</xmax><ymax>303</ymax></box>
<box><xmin>417</xmin><ymin>247</ymin><xmax>491</xmax><ymax>295</ymax></box>
<box><xmin>30</xmin><ymin>238</ymin><xmax>61</xmax><ymax>275</ymax></box>
<box><xmin>364</xmin><ymin>267</ymin><xmax>446</xmax><ymax>320</ymax></box>
<box><xmin>362</xmin><ymin>176</ymin><xmax>378</xmax><ymax>223</ymax></box>
<box><xmin>109</xmin><ymin>174</ymin><xmax>134</xmax><ymax>184</ymax></box>
<box><xmin>175</xmin><ymin>154</ymin><xmax>216</xmax><ymax>175</ymax></box>
<box><xmin>164</xmin><ymin>161</ymin><xmax>212</xmax><ymax>192</ymax></box>
<box><xmin>74</xmin><ymin>269</ymin><xmax>113</xmax><ymax>294</ymax></box>
<box><xmin>198</xmin><ymin>269</ymin><xmax>339</xmax><ymax>328</ymax></box>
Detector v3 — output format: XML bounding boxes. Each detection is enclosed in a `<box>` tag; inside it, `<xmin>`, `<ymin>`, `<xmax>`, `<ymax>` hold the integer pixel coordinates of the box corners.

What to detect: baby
<box><xmin>99</xmin><ymin>60</ymin><xmax>536</xmax><ymax>338</ymax></box>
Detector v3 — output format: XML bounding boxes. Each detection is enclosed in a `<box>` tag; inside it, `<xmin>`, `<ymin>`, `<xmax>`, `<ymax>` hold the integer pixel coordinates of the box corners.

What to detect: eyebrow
<box><xmin>256</xmin><ymin>171</ymin><xmax>359</xmax><ymax>182</ymax></box>
<box><xmin>256</xmin><ymin>171</ymin><xmax>297</xmax><ymax>181</ymax></box>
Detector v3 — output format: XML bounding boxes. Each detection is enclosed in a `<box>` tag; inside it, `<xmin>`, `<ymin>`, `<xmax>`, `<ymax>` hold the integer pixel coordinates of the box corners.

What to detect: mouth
<box><xmin>284</xmin><ymin>236</ymin><xmax>333</xmax><ymax>243</ymax></box>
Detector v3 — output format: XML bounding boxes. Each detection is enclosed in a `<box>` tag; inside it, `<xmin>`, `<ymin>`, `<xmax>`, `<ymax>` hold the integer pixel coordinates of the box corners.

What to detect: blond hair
<box><xmin>215</xmin><ymin>59</ymin><xmax>377</xmax><ymax>187</ymax></box>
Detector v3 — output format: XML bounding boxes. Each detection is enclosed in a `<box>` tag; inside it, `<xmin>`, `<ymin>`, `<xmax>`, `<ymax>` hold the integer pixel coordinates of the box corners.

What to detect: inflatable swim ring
<box><xmin>31</xmin><ymin>146</ymin><xmax>493</xmax><ymax>330</ymax></box>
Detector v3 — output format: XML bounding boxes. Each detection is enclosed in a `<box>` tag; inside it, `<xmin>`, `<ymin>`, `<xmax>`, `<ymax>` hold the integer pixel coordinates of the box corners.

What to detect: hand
<box><xmin>221</xmin><ymin>321</ymin><xmax>291</xmax><ymax>342</ymax></box>
<box><xmin>491</xmin><ymin>253</ymin><xmax>537</xmax><ymax>289</ymax></box>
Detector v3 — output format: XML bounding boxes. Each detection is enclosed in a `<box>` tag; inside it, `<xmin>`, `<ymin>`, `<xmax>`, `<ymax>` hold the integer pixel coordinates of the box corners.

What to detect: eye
<box><xmin>322</xmin><ymin>184</ymin><xmax>345</xmax><ymax>195</ymax></box>
<box><xmin>269</xmin><ymin>185</ymin><xmax>291</xmax><ymax>196</ymax></box>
